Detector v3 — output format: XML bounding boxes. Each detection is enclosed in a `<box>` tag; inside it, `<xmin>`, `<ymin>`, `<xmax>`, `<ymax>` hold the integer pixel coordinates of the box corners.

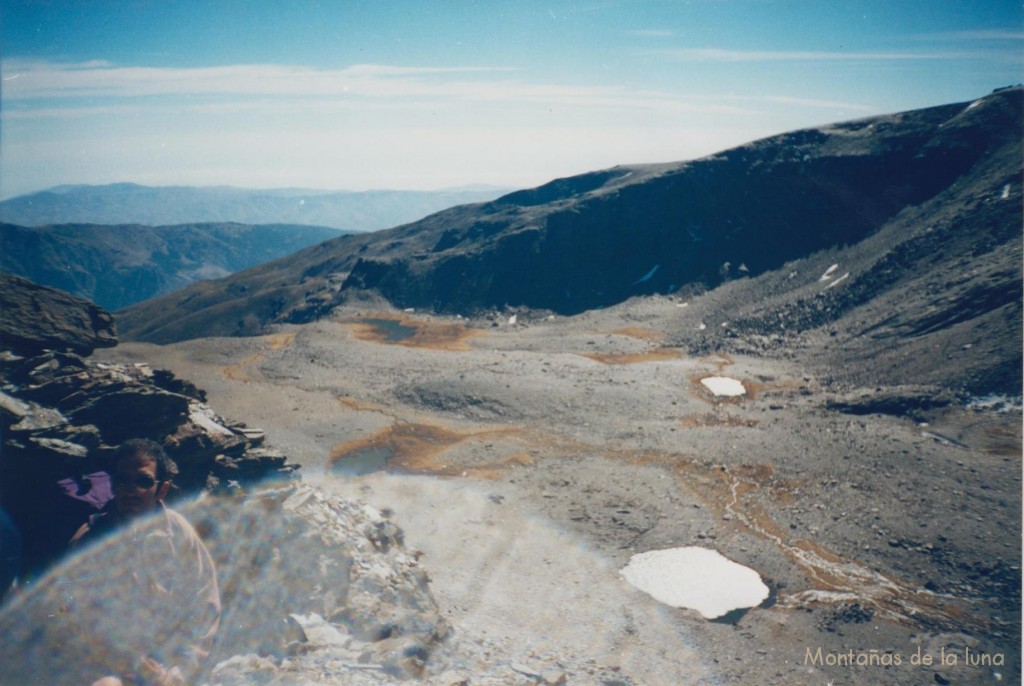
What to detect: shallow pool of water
<box><xmin>362</xmin><ymin>318</ymin><xmax>418</xmax><ymax>342</ymax></box>
<box><xmin>331</xmin><ymin>445</ymin><xmax>395</xmax><ymax>476</ymax></box>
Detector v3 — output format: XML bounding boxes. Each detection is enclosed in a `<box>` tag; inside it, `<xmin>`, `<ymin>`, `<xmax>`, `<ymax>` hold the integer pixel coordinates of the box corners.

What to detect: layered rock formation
<box><xmin>0</xmin><ymin>275</ymin><xmax>298</xmax><ymax>578</ymax></box>
<box><xmin>0</xmin><ymin>276</ymin><xmax>453</xmax><ymax>683</ymax></box>
<box><xmin>0</xmin><ymin>272</ymin><xmax>117</xmax><ymax>356</ymax></box>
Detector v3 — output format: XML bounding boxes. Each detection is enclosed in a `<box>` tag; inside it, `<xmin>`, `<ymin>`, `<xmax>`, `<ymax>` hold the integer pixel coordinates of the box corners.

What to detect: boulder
<box><xmin>68</xmin><ymin>387</ymin><xmax>191</xmax><ymax>444</ymax></box>
<box><xmin>0</xmin><ymin>273</ymin><xmax>117</xmax><ymax>356</ymax></box>
<box><xmin>163</xmin><ymin>402</ymin><xmax>247</xmax><ymax>466</ymax></box>
<box><xmin>190</xmin><ymin>485</ymin><xmax>448</xmax><ymax>679</ymax></box>
<box><xmin>1</xmin><ymin>349</ymin><xmax>299</xmax><ymax>581</ymax></box>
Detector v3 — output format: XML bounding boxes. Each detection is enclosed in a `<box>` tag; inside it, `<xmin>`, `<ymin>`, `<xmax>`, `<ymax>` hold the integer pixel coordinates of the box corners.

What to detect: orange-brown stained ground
<box><xmin>329</xmin><ymin>421</ymin><xmax>522</xmax><ymax>477</ymax></box>
<box><xmin>223</xmin><ymin>332</ymin><xmax>296</xmax><ymax>381</ymax></box>
<box><xmin>678</xmin><ymin>413</ymin><xmax>761</xmax><ymax>428</ymax></box>
<box><xmin>343</xmin><ymin>314</ymin><xmax>482</xmax><ymax>351</ymax></box>
<box><xmin>610</xmin><ymin>327</ymin><xmax>666</xmax><ymax>342</ymax></box>
<box><xmin>326</xmin><ymin>409</ymin><xmax>979</xmax><ymax>631</ymax></box>
<box><xmin>336</xmin><ymin>396</ymin><xmax>393</xmax><ymax>414</ymax></box>
<box><xmin>628</xmin><ymin>448</ymin><xmax>980</xmax><ymax>631</ymax></box>
<box><xmin>979</xmin><ymin>422</ymin><xmax>1022</xmax><ymax>456</ymax></box>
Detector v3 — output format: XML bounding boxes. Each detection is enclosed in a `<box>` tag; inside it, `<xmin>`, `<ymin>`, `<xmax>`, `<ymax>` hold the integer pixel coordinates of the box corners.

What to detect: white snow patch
<box><xmin>824</xmin><ymin>272</ymin><xmax>850</xmax><ymax>289</ymax></box>
<box><xmin>698</xmin><ymin>322</ymin><xmax>707</xmax><ymax>331</ymax></box>
<box><xmin>1001</xmin><ymin>184</ymin><xmax>1011</xmax><ymax>199</ymax></box>
<box><xmin>818</xmin><ymin>264</ymin><xmax>839</xmax><ymax>281</ymax></box>
<box><xmin>508</xmin><ymin>314</ymin><xmax>517</xmax><ymax>325</ymax></box>
<box><xmin>633</xmin><ymin>264</ymin><xmax>660</xmax><ymax>285</ymax></box>
<box><xmin>700</xmin><ymin>376</ymin><xmax>746</xmax><ymax>397</ymax></box>
<box><xmin>967</xmin><ymin>99</ymin><xmax>984</xmax><ymax>110</ymax></box>
<box><xmin>621</xmin><ymin>547</ymin><xmax>769</xmax><ymax>619</ymax></box>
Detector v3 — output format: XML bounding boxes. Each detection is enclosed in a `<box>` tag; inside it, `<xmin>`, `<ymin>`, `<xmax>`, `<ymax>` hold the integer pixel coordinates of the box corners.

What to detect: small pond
<box><xmin>361</xmin><ymin>318</ymin><xmax>418</xmax><ymax>343</ymax></box>
<box><xmin>330</xmin><ymin>445</ymin><xmax>395</xmax><ymax>476</ymax></box>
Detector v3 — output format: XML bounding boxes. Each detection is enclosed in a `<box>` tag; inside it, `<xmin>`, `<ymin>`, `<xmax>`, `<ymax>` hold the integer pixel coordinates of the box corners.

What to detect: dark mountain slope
<box><xmin>0</xmin><ymin>222</ymin><xmax>344</xmax><ymax>311</ymax></box>
<box><xmin>117</xmin><ymin>88</ymin><xmax>1022</xmax><ymax>394</ymax></box>
<box><xmin>661</xmin><ymin>104</ymin><xmax>1022</xmax><ymax>395</ymax></box>
<box><xmin>0</xmin><ymin>184</ymin><xmax>510</xmax><ymax>232</ymax></box>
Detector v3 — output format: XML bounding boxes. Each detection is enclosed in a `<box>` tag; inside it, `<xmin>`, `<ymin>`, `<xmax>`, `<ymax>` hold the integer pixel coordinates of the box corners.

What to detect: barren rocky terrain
<box><xmin>96</xmin><ymin>299</ymin><xmax>1021</xmax><ymax>685</ymax></box>
<box><xmin>4</xmin><ymin>88</ymin><xmax>1019</xmax><ymax>686</ymax></box>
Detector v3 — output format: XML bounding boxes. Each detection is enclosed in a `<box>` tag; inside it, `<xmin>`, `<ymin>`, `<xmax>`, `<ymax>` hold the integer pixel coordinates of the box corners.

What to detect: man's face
<box><xmin>112</xmin><ymin>453</ymin><xmax>168</xmax><ymax>518</ymax></box>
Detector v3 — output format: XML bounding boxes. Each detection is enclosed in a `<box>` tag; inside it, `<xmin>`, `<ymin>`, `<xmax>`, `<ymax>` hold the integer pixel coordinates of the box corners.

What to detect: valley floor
<box><xmin>98</xmin><ymin>300</ymin><xmax>1022</xmax><ymax>686</ymax></box>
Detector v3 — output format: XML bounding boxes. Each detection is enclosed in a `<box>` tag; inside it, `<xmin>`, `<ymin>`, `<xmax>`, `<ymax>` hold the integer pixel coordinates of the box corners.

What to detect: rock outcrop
<box><xmin>0</xmin><ymin>484</ymin><xmax>449</xmax><ymax>685</ymax></box>
<box><xmin>0</xmin><ymin>276</ymin><xmax>299</xmax><ymax>580</ymax></box>
<box><xmin>0</xmin><ymin>275</ymin><xmax>459</xmax><ymax>684</ymax></box>
<box><xmin>0</xmin><ymin>272</ymin><xmax>117</xmax><ymax>356</ymax></box>
<box><xmin>195</xmin><ymin>485</ymin><xmax>448</xmax><ymax>682</ymax></box>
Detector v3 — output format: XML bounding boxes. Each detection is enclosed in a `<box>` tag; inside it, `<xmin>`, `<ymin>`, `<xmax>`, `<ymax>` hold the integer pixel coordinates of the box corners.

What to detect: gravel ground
<box><xmin>97</xmin><ymin>300</ymin><xmax>1021</xmax><ymax>686</ymax></box>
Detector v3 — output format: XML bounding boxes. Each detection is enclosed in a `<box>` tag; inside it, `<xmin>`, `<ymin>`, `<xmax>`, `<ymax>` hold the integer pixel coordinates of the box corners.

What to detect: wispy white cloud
<box><xmin>654</xmin><ymin>48</ymin><xmax>975</xmax><ymax>62</ymax></box>
<box><xmin>0</xmin><ymin>59</ymin><xmax>762</xmax><ymax>117</ymax></box>
<box><xmin>0</xmin><ymin>60</ymin><xmax>521</xmax><ymax>100</ymax></box>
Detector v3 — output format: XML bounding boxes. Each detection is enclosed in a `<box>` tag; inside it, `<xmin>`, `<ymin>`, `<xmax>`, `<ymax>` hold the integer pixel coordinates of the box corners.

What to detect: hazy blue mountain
<box><xmin>0</xmin><ymin>184</ymin><xmax>514</xmax><ymax>231</ymax></box>
<box><xmin>0</xmin><ymin>222</ymin><xmax>345</xmax><ymax>311</ymax></box>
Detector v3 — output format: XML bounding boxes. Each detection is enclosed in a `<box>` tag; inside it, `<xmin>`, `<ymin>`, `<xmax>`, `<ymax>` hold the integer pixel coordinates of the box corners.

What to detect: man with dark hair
<box><xmin>72</xmin><ymin>439</ymin><xmax>180</xmax><ymax>542</ymax></box>
<box><xmin>69</xmin><ymin>438</ymin><xmax>221</xmax><ymax>686</ymax></box>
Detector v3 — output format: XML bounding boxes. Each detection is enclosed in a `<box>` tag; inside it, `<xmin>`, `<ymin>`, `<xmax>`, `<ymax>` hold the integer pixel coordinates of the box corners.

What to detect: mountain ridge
<box><xmin>0</xmin><ymin>184</ymin><xmax>514</xmax><ymax>231</ymax></box>
<box><xmin>0</xmin><ymin>221</ymin><xmax>346</xmax><ymax>311</ymax></box>
<box><xmin>116</xmin><ymin>88</ymin><xmax>1022</xmax><ymax>394</ymax></box>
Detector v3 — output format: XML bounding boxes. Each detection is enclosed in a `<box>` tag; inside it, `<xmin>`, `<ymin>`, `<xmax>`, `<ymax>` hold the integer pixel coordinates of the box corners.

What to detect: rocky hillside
<box><xmin>0</xmin><ymin>221</ymin><xmax>344</xmax><ymax>310</ymax></box>
<box><xmin>117</xmin><ymin>87</ymin><xmax>1022</xmax><ymax>394</ymax></box>
<box><xmin>0</xmin><ymin>183</ymin><xmax>511</xmax><ymax>232</ymax></box>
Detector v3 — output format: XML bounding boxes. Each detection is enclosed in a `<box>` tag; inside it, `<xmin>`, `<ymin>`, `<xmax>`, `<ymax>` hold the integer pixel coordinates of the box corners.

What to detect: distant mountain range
<box><xmin>0</xmin><ymin>222</ymin><xmax>345</xmax><ymax>311</ymax></box>
<box><xmin>116</xmin><ymin>87</ymin><xmax>1023</xmax><ymax>395</ymax></box>
<box><xmin>0</xmin><ymin>183</ymin><xmax>513</xmax><ymax>231</ymax></box>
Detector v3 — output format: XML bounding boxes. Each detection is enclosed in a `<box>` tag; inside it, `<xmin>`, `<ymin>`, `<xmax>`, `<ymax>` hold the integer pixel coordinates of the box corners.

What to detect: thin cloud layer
<box><xmin>0</xmin><ymin>56</ymin><xmax>886</xmax><ymax>196</ymax></box>
<box><xmin>2</xmin><ymin>59</ymin><xmax>874</xmax><ymax>118</ymax></box>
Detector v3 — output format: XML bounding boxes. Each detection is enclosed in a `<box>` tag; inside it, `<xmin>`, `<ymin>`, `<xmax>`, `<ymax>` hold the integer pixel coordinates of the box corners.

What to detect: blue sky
<box><xmin>1</xmin><ymin>1</ymin><xmax>1021</xmax><ymax>198</ymax></box>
